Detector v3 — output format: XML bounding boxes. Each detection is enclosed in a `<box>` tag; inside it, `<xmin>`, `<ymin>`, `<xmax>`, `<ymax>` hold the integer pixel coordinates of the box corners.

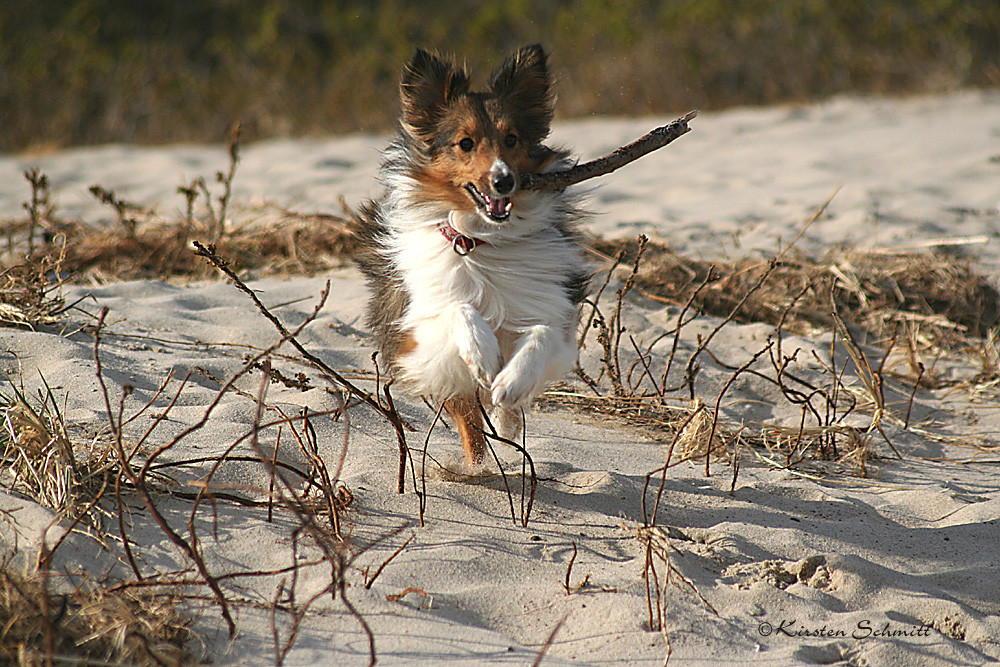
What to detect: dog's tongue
<box><xmin>484</xmin><ymin>194</ymin><xmax>510</xmax><ymax>219</ymax></box>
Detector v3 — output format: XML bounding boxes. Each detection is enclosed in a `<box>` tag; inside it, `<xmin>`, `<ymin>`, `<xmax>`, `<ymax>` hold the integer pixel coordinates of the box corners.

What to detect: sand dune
<box><xmin>2</xmin><ymin>92</ymin><xmax>999</xmax><ymax>665</ymax></box>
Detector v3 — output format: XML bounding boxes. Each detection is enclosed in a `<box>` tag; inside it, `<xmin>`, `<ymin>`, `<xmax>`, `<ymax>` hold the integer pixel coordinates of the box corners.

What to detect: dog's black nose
<box><xmin>492</xmin><ymin>170</ymin><xmax>516</xmax><ymax>196</ymax></box>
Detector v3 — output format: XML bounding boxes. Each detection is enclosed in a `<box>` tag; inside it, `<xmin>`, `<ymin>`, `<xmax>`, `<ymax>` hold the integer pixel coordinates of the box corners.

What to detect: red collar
<box><xmin>437</xmin><ymin>219</ymin><xmax>489</xmax><ymax>256</ymax></box>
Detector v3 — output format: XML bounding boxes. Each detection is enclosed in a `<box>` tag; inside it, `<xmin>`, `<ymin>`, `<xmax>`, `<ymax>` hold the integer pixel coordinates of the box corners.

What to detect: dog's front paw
<box><xmin>462</xmin><ymin>342</ymin><xmax>502</xmax><ymax>388</ymax></box>
<box><xmin>453</xmin><ymin>304</ymin><xmax>502</xmax><ymax>388</ymax></box>
<box><xmin>490</xmin><ymin>359</ymin><xmax>542</xmax><ymax>408</ymax></box>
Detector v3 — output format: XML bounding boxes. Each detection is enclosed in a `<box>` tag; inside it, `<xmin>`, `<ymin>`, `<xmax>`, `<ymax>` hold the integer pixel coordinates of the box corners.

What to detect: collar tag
<box><xmin>438</xmin><ymin>214</ymin><xmax>487</xmax><ymax>256</ymax></box>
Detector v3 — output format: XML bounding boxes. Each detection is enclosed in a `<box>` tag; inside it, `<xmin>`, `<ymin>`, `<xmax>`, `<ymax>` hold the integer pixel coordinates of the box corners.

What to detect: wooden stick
<box><xmin>521</xmin><ymin>110</ymin><xmax>697</xmax><ymax>192</ymax></box>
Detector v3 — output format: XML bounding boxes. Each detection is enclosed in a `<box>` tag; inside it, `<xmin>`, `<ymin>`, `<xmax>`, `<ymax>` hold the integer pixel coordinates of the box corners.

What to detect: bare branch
<box><xmin>522</xmin><ymin>111</ymin><xmax>697</xmax><ymax>192</ymax></box>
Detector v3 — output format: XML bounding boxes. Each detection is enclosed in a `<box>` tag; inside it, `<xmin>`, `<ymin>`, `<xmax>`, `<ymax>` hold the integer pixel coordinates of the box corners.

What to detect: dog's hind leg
<box><xmin>444</xmin><ymin>394</ymin><xmax>487</xmax><ymax>466</ymax></box>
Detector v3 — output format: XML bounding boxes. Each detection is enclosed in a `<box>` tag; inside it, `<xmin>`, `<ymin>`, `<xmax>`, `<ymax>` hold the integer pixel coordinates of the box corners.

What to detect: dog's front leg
<box><xmin>452</xmin><ymin>303</ymin><xmax>502</xmax><ymax>388</ymax></box>
<box><xmin>491</xmin><ymin>323</ymin><xmax>573</xmax><ymax>408</ymax></box>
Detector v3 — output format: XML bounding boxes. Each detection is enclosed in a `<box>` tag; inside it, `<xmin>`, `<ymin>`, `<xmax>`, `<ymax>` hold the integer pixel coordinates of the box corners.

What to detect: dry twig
<box><xmin>522</xmin><ymin>111</ymin><xmax>697</xmax><ymax>192</ymax></box>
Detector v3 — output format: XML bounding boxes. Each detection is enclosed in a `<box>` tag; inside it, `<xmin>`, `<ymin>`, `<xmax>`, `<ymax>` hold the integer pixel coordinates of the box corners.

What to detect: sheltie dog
<box><xmin>354</xmin><ymin>44</ymin><xmax>589</xmax><ymax>467</ymax></box>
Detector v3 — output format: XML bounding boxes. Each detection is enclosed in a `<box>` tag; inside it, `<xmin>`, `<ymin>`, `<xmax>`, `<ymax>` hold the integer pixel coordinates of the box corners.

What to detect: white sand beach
<box><xmin>2</xmin><ymin>91</ymin><xmax>999</xmax><ymax>665</ymax></box>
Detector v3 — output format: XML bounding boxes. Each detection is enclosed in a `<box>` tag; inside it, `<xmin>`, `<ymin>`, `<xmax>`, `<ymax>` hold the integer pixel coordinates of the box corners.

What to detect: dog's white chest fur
<box><xmin>384</xmin><ymin>194</ymin><xmax>584</xmax><ymax>409</ymax></box>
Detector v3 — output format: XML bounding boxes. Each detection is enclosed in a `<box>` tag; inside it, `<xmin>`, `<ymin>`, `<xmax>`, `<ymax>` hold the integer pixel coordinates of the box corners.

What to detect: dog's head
<box><xmin>399</xmin><ymin>44</ymin><xmax>558</xmax><ymax>224</ymax></box>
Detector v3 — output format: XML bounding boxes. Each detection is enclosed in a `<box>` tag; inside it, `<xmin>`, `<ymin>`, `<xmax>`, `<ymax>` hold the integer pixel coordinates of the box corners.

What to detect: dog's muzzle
<box><xmin>465</xmin><ymin>160</ymin><xmax>517</xmax><ymax>223</ymax></box>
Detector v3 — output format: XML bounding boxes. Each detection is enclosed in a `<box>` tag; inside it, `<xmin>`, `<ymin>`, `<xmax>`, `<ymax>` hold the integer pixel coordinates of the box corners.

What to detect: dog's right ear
<box><xmin>400</xmin><ymin>49</ymin><xmax>470</xmax><ymax>140</ymax></box>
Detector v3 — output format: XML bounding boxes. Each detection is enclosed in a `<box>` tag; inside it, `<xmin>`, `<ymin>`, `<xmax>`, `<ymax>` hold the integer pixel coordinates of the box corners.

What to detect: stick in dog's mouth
<box><xmin>464</xmin><ymin>183</ymin><xmax>513</xmax><ymax>222</ymax></box>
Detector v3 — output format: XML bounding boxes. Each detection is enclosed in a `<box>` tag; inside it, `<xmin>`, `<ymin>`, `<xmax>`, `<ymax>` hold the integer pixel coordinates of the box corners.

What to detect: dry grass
<box><xmin>45</xmin><ymin>205</ymin><xmax>360</xmax><ymax>281</ymax></box>
<box><xmin>1</xmin><ymin>169</ymin><xmax>73</xmax><ymax>329</ymax></box>
<box><xmin>1</xmin><ymin>376</ymin><xmax>177</xmax><ymax>532</ymax></box>
<box><xmin>3</xmin><ymin>145</ymin><xmax>359</xmax><ymax>285</ymax></box>
<box><xmin>540</xmin><ymin>388</ymin><xmax>686</xmax><ymax>441</ymax></box>
<box><xmin>590</xmin><ymin>237</ymin><xmax>1000</xmax><ymax>345</ymax></box>
<box><xmin>0</xmin><ymin>255</ymin><xmax>71</xmax><ymax>330</ymax></box>
<box><xmin>0</xmin><ymin>565</ymin><xmax>194</xmax><ymax>666</ymax></box>
<box><xmin>2</xmin><ymin>384</ymin><xmax>91</xmax><ymax>519</ymax></box>
<box><xmin>0</xmin><ymin>380</ymin><xmax>199</xmax><ymax>664</ymax></box>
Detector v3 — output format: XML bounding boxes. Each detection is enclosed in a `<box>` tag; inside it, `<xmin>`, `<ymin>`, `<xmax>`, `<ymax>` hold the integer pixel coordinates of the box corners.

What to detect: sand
<box><xmin>1</xmin><ymin>91</ymin><xmax>999</xmax><ymax>665</ymax></box>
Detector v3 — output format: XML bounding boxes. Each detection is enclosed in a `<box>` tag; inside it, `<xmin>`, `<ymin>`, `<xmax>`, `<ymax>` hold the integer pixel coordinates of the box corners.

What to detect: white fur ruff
<box><xmin>378</xmin><ymin>166</ymin><xmax>585</xmax><ymax>416</ymax></box>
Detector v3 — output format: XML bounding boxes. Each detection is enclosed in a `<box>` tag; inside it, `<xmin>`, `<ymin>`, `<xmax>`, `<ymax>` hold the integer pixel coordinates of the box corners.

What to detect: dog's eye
<box><xmin>458</xmin><ymin>138</ymin><xmax>475</xmax><ymax>152</ymax></box>
<box><xmin>504</xmin><ymin>133</ymin><xmax>518</xmax><ymax>148</ymax></box>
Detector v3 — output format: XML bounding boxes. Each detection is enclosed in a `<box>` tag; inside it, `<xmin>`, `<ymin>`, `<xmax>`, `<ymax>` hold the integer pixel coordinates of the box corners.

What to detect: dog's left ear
<box><xmin>489</xmin><ymin>44</ymin><xmax>554</xmax><ymax>144</ymax></box>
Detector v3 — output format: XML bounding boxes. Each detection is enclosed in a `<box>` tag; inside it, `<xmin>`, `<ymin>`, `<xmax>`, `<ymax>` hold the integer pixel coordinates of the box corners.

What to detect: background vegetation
<box><xmin>2</xmin><ymin>0</ymin><xmax>998</xmax><ymax>151</ymax></box>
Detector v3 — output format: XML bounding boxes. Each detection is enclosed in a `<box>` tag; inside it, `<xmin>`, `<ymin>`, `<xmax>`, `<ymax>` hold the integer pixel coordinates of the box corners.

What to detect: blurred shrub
<box><xmin>1</xmin><ymin>0</ymin><xmax>997</xmax><ymax>150</ymax></box>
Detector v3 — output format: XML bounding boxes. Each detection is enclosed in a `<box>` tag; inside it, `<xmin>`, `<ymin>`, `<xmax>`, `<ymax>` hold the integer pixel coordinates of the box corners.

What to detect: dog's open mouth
<box><xmin>464</xmin><ymin>183</ymin><xmax>512</xmax><ymax>222</ymax></box>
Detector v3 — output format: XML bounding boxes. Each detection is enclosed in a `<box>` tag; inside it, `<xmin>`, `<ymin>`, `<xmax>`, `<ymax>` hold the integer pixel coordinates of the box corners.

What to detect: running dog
<box><xmin>354</xmin><ymin>44</ymin><xmax>588</xmax><ymax>466</ymax></box>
